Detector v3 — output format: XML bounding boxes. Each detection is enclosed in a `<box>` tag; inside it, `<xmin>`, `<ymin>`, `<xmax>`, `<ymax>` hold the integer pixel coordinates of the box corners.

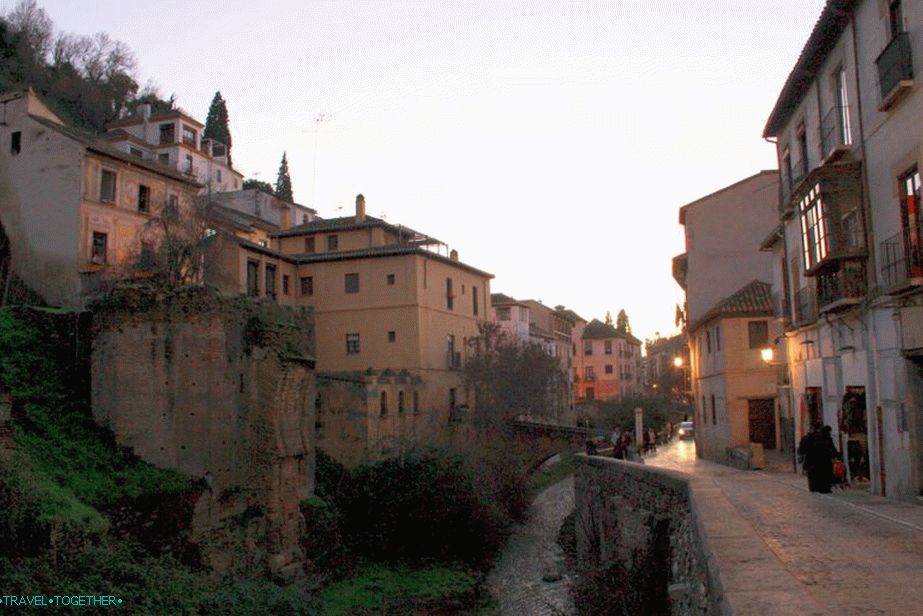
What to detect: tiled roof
<box><xmin>207</xmin><ymin>203</ymin><xmax>280</xmax><ymax>232</ymax></box>
<box><xmin>30</xmin><ymin>115</ymin><xmax>201</xmax><ymax>186</ymax></box>
<box><xmin>555</xmin><ymin>308</ymin><xmax>585</xmax><ymax>323</ymax></box>
<box><xmin>291</xmin><ymin>245</ymin><xmax>493</xmax><ymax>278</ymax></box>
<box><xmin>272</xmin><ymin>215</ymin><xmax>430</xmax><ymax>242</ymax></box>
<box><xmin>491</xmin><ymin>292</ymin><xmax>519</xmax><ymax>305</ymax></box>
<box><xmin>763</xmin><ymin>0</ymin><xmax>857</xmax><ymax>137</ymax></box>
<box><xmin>691</xmin><ymin>280</ymin><xmax>774</xmax><ymax>331</ymax></box>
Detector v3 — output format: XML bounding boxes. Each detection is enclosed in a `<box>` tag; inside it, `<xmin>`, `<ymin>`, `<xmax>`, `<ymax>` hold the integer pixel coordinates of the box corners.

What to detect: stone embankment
<box><xmin>574</xmin><ymin>454</ymin><xmax>719</xmax><ymax>615</ymax></box>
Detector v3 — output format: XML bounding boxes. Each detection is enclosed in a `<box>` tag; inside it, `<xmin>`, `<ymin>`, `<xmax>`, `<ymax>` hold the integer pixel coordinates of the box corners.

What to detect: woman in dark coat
<box><xmin>803</xmin><ymin>425</ymin><xmax>839</xmax><ymax>493</ymax></box>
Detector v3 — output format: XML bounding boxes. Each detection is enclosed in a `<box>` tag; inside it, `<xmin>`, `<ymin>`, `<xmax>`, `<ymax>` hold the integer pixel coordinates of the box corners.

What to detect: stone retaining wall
<box><xmin>574</xmin><ymin>455</ymin><xmax>726</xmax><ymax>615</ymax></box>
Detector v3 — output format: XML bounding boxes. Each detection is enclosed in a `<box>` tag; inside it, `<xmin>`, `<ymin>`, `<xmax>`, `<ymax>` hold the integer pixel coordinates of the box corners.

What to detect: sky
<box><xmin>8</xmin><ymin>0</ymin><xmax>827</xmax><ymax>342</ymax></box>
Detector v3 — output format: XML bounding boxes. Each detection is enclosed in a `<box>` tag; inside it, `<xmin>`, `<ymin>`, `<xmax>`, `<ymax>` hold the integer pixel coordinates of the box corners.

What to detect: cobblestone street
<box><xmin>487</xmin><ymin>473</ymin><xmax>575</xmax><ymax>616</ymax></box>
<box><xmin>649</xmin><ymin>440</ymin><xmax>923</xmax><ymax>615</ymax></box>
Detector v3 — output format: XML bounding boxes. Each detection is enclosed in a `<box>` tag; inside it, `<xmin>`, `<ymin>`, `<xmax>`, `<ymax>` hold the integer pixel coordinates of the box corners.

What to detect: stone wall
<box><xmin>574</xmin><ymin>455</ymin><xmax>725</xmax><ymax>615</ymax></box>
<box><xmin>91</xmin><ymin>289</ymin><xmax>315</xmax><ymax>581</ymax></box>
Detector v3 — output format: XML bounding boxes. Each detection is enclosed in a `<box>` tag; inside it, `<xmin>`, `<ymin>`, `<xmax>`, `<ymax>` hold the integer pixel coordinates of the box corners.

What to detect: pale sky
<box><xmin>12</xmin><ymin>0</ymin><xmax>826</xmax><ymax>342</ymax></box>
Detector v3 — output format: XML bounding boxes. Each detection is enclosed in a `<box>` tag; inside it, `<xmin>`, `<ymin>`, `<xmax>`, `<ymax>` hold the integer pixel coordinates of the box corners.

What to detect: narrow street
<box><xmin>486</xmin><ymin>474</ymin><xmax>576</xmax><ymax>616</ymax></box>
<box><xmin>648</xmin><ymin>440</ymin><xmax>923</xmax><ymax>615</ymax></box>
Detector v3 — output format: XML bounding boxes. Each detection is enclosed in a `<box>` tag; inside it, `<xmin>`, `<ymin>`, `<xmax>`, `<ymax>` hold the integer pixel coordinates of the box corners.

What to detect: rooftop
<box><xmin>690</xmin><ymin>280</ymin><xmax>774</xmax><ymax>331</ymax></box>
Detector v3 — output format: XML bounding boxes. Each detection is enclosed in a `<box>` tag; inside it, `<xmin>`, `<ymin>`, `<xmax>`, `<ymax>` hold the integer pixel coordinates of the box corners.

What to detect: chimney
<box><xmin>450</xmin><ymin>249</ymin><xmax>458</xmax><ymax>261</ymax></box>
<box><xmin>355</xmin><ymin>193</ymin><xmax>366</xmax><ymax>223</ymax></box>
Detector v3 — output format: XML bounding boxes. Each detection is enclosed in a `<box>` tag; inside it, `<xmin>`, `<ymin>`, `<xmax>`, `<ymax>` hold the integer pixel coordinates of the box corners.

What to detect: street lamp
<box><xmin>760</xmin><ymin>347</ymin><xmax>775</xmax><ymax>363</ymax></box>
<box><xmin>673</xmin><ymin>356</ymin><xmax>684</xmax><ymax>368</ymax></box>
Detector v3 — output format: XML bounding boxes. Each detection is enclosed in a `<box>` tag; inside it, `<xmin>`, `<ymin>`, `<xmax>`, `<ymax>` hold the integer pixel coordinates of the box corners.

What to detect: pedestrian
<box><xmin>801</xmin><ymin>424</ymin><xmax>839</xmax><ymax>493</ymax></box>
<box><xmin>648</xmin><ymin>427</ymin><xmax>657</xmax><ymax>453</ymax></box>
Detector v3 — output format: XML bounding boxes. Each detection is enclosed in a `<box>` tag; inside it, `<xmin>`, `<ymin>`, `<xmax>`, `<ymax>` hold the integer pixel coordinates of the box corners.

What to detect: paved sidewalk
<box><xmin>648</xmin><ymin>441</ymin><xmax>923</xmax><ymax>615</ymax></box>
<box><xmin>486</xmin><ymin>475</ymin><xmax>575</xmax><ymax>616</ymax></box>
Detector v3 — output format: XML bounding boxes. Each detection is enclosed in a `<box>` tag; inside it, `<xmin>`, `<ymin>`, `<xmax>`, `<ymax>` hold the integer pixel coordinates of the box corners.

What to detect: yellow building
<box><xmin>0</xmin><ymin>89</ymin><xmax>201</xmax><ymax>307</ymax></box>
<box><xmin>209</xmin><ymin>194</ymin><xmax>493</xmax><ymax>464</ymax></box>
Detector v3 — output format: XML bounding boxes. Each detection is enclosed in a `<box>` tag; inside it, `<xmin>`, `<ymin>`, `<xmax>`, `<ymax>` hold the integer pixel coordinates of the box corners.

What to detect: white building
<box><xmin>763</xmin><ymin>0</ymin><xmax>923</xmax><ymax>498</ymax></box>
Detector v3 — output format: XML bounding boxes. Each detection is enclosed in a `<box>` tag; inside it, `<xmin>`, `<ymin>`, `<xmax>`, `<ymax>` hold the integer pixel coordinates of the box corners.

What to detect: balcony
<box><xmin>820</xmin><ymin>105</ymin><xmax>851</xmax><ymax>161</ymax></box>
<box><xmin>880</xmin><ymin>228</ymin><xmax>923</xmax><ymax>292</ymax></box>
<box><xmin>794</xmin><ymin>286</ymin><xmax>818</xmax><ymax>327</ymax></box>
<box><xmin>876</xmin><ymin>32</ymin><xmax>914</xmax><ymax>111</ymax></box>
<box><xmin>817</xmin><ymin>259</ymin><xmax>867</xmax><ymax>313</ymax></box>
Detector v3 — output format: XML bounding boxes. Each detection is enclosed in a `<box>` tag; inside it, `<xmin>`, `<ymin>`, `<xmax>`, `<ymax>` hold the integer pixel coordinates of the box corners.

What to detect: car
<box><xmin>678</xmin><ymin>421</ymin><xmax>695</xmax><ymax>440</ymax></box>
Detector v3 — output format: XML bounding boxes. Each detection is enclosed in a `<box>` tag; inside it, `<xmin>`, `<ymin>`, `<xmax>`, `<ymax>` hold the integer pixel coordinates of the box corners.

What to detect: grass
<box><xmin>320</xmin><ymin>564</ymin><xmax>480</xmax><ymax>616</ymax></box>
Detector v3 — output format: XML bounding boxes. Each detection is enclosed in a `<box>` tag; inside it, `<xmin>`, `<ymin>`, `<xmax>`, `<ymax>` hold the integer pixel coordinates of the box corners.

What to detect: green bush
<box><xmin>320</xmin><ymin>564</ymin><xmax>478</xmax><ymax>616</ymax></box>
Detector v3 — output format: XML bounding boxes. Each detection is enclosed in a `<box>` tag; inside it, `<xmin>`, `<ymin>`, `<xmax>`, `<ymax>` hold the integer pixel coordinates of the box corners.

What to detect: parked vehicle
<box><xmin>678</xmin><ymin>421</ymin><xmax>695</xmax><ymax>440</ymax></box>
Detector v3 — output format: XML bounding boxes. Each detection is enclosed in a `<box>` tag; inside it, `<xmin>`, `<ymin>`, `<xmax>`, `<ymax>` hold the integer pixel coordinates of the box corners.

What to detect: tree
<box><xmin>463</xmin><ymin>322</ymin><xmax>566</xmax><ymax>427</ymax></box>
<box><xmin>203</xmin><ymin>91</ymin><xmax>232</xmax><ymax>167</ymax></box>
<box><xmin>274</xmin><ymin>152</ymin><xmax>293</xmax><ymax>203</ymax></box>
<box><xmin>242</xmin><ymin>178</ymin><xmax>274</xmax><ymax>194</ymax></box>
<box><xmin>616</xmin><ymin>309</ymin><xmax>631</xmax><ymax>334</ymax></box>
<box><xmin>605</xmin><ymin>311</ymin><xmax>613</xmax><ymax>326</ymax></box>
<box><xmin>134</xmin><ymin>198</ymin><xmax>219</xmax><ymax>289</ymax></box>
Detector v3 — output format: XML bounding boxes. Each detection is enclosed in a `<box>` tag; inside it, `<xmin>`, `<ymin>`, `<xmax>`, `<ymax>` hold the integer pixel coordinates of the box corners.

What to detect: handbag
<box><xmin>833</xmin><ymin>460</ymin><xmax>846</xmax><ymax>479</ymax></box>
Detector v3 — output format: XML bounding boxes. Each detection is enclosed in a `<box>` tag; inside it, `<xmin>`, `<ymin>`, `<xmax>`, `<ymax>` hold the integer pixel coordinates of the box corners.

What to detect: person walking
<box><xmin>801</xmin><ymin>424</ymin><xmax>839</xmax><ymax>493</ymax></box>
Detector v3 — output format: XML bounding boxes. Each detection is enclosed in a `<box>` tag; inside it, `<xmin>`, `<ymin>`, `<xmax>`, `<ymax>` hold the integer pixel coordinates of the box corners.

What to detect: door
<box><xmin>748</xmin><ymin>398</ymin><xmax>776</xmax><ymax>449</ymax></box>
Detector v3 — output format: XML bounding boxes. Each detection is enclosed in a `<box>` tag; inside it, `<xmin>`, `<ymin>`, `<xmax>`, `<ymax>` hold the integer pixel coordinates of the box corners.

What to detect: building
<box><xmin>0</xmin><ymin>89</ymin><xmax>201</xmax><ymax>307</ymax></box>
<box><xmin>643</xmin><ymin>333</ymin><xmax>688</xmax><ymax>400</ymax></box>
<box><xmin>673</xmin><ymin>171</ymin><xmax>781</xmax><ymax>461</ymax></box>
<box><xmin>103</xmin><ymin>105</ymin><xmax>243</xmax><ymax>194</ymax></box>
<box><xmin>209</xmin><ymin>194</ymin><xmax>493</xmax><ymax>464</ymax></box>
<box><xmin>573</xmin><ymin>319</ymin><xmax>642</xmax><ymax>402</ymax></box>
<box><xmin>491</xmin><ymin>293</ymin><xmax>532</xmax><ymax>343</ymax></box>
<box><xmin>763</xmin><ymin>0</ymin><xmax>923</xmax><ymax>498</ymax></box>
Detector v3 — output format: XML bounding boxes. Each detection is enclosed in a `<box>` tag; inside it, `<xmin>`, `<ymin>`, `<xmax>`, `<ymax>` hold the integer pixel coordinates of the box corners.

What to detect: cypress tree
<box><xmin>203</xmin><ymin>91</ymin><xmax>232</xmax><ymax>166</ymax></box>
<box><xmin>275</xmin><ymin>152</ymin><xmax>293</xmax><ymax>202</ymax></box>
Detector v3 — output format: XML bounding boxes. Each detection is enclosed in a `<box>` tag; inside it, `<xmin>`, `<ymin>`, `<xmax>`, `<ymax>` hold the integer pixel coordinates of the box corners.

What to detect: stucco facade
<box><xmin>763</xmin><ymin>0</ymin><xmax>923</xmax><ymax>499</ymax></box>
<box><xmin>0</xmin><ymin>90</ymin><xmax>201</xmax><ymax>308</ymax></box>
<box><xmin>573</xmin><ymin>319</ymin><xmax>642</xmax><ymax>402</ymax></box>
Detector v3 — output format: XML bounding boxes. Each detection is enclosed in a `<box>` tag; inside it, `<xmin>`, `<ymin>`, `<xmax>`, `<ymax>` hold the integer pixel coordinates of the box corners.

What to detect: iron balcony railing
<box><xmin>817</xmin><ymin>260</ymin><xmax>867</xmax><ymax>311</ymax></box>
<box><xmin>795</xmin><ymin>286</ymin><xmax>818</xmax><ymax>326</ymax></box>
<box><xmin>876</xmin><ymin>31</ymin><xmax>914</xmax><ymax>100</ymax></box>
<box><xmin>880</xmin><ymin>227</ymin><xmax>923</xmax><ymax>291</ymax></box>
<box><xmin>820</xmin><ymin>105</ymin><xmax>851</xmax><ymax>158</ymax></box>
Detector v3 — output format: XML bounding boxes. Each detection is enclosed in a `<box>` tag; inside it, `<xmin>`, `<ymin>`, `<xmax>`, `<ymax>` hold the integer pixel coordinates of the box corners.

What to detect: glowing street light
<box><xmin>761</xmin><ymin>347</ymin><xmax>775</xmax><ymax>363</ymax></box>
<box><xmin>673</xmin><ymin>356</ymin><xmax>684</xmax><ymax>368</ymax></box>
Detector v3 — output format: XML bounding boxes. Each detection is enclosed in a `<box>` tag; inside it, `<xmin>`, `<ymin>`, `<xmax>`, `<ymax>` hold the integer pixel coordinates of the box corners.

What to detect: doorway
<box><xmin>748</xmin><ymin>398</ymin><xmax>776</xmax><ymax>449</ymax></box>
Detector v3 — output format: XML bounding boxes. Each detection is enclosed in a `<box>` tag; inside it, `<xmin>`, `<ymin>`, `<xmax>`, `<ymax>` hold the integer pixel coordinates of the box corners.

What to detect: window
<box><xmin>265</xmin><ymin>264</ymin><xmax>276</xmax><ymax>299</ymax></box>
<box><xmin>799</xmin><ymin>182</ymin><xmax>828</xmax><ymax>270</ymax></box>
<box><xmin>327</xmin><ymin>235</ymin><xmax>338</xmax><ymax>251</ymax></box>
<box><xmin>345</xmin><ymin>273</ymin><xmax>359</xmax><ymax>293</ymax></box>
<box><xmin>413</xmin><ymin>391</ymin><xmax>419</xmax><ymax>415</ymax></box>
<box><xmin>398</xmin><ymin>391</ymin><xmax>405</xmax><ymax>414</ymax></box>
<box><xmin>282</xmin><ymin>275</ymin><xmax>290</xmax><ymax>296</ymax></box>
<box><xmin>889</xmin><ymin>0</ymin><xmax>904</xmax><ymax>38</ymax></box>
<box><xmin>585</xmin><ymin>366</ymin><xmax>595</xmax><ymax>380</ymax></box>
<box><xmin>388</xmin><ymin>331</ymin><xmax>396</xmax><ymax>343</ymax></box>
<box><xmin>216</xmin><ymin>169</ymin><xmax>222</xmax><ymax>183</ymax></box>
<box><xmin>604</xmin><ymin>340</ymin><xmax>613</xmax><ymax>355</ymax></box>
<box><xmin>246</xmin><ymin>260</ymin><xmax>259</xmax><ymax>296</ymax></box>
<box><xmin>715</xmin><ymin>325</ymin><xmax>721</xmax><ymax>352</ymax></box>
<box><xmin>835</xmin><ymin>66</ymin><xmax>852</xmax><ymax>146</ymax></box>
<box><xmin>129</xmin><ymin>146</ymin><xmax>143</xmax><ymax>158</ymax></box>
<box><xmin>305</xmin><ymin>236</ymin><xmax>316</xmax><ymax>253</ymax></box>
<box><xmin>898</xmin><ymin>167</ymin><xmax>922</xmax><ymax>278</ymax></box>
<box><xmin>91</xmin><ymin>232</ymin><xmax>108</xmax><ymax>264</ymax></box>
<box><xmin>586</xmin><ymin>387</ymin><xmax>595</xmax><ymax>401</ymax></box>
<box><xmin>185</xmin><ymin>154</ymin><xmax>194</xmax><ymax>174</ymax></box>
<box><xmin>519</xmin><ymin>307</ymin><xmax>527</xmax><ymax>322</ymax></box>
<box><xmin>446</xmin><ymin>278</ymin><xmax>454</xmax><ymax>310</ymax></box>
<box><xmin>158</xmin><ymin>153</ymin><xmax>170</xmax><ymax>164</ymax></box>
<box><xmin>705</xmin><ymin>330</ymin><xmax>712</xmax><ymax>354</ymax></box>
<box><xmin>781</xmin><ymin>147</ymin><xmax>792</xmax><ymax>192</ymax></box>
<box><xmin>387</xmin><ymin>273</ymin><xmax>395</xmax><ymax>285</ymax></box>
<box><xmin>10</xmin><ymin>131</ymin><xmax>21</xmax><ymax>154</ymax></box>
<box><xmin>584</xmin><ymin>340</ymin><xmax>593</xmax><ymax>356</ymax></box>
<box><xmin>605</xmin><ymin>364</ymin><xmax>613</xmax><ymax>374</ymax></box>
<box><xmin>748</xmin><ymin>321</ymin><xmax>769</xmax><ymax>349</ymax></box>
<box><xmin>300</xmin><ymin>276</ymin><xmax>313</xmax><ymax>296</ymax></box>
<box><xmin>100</xmin><ymin>170</ymin><xmax>117</xmax><ymax>203</ymax></box>
<box><xmin>711</xmin><ymin>394</ymin><xmax>716</xmax><ymax>424</ymax></box>
<box><xmin>497</xmin><ymin>307</ymin><xmax>510</xmax><ymax>321</ymax></box>
<box><xmin>346</xmin><ymin>333</ymin><xmax>360</xmax><ymax>354</ymax></box>
<box><xmin>159</xmin><ymin>123</ymin><xmax>175</xmax><ymax>144</ymax></box>
<box><xmin>138</xmin><ymin>185</ymin><xmax>150</xmax><ymax>213</ymax></box>
<box><xmin>797</xmin><ymin>123</ymin><xmax>808</xmax><ymax>178</ymax></box>
<box><xmin>380</xmin><ymin>391</ymin><xmax>388</xmax><ymax>416</ymax></box>
<box><xmin>472</xmin><ymin>286</ymin><xmax>479</xmax><ymax>315</ymax></box>
<box><xmin>182</xmin><ymin>124</ymin><xmax>196</xmax><ymax>146</ymax></box>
